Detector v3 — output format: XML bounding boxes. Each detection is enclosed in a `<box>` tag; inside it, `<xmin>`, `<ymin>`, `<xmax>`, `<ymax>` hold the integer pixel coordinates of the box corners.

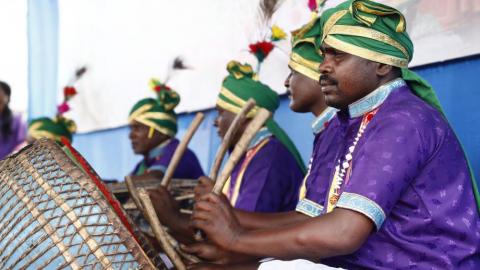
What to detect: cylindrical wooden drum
<box><xmin>0</xmin><ymin>138</ymin><xmax>168</xmax><ymax>269</ymax></box>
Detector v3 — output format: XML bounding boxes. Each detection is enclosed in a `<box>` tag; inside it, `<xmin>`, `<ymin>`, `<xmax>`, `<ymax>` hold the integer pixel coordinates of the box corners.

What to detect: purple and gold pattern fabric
<box><xmin>225</xmin><ymin>128</ymin><xmax>304</xmax><ymax>213</ymax></box>
<box><xmin>322</xmin><ymin>79</ymin><xmax>480</xmax><ymax>269</ymax></box>
<box><xmin>296</xmin><ymin>107</ymin><xmax>340</xmax><ymax>217</ymax></box>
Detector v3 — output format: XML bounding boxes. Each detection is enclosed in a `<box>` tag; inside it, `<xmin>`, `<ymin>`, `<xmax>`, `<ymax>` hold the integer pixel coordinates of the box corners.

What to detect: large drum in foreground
<box><xmin>0</xmin><ymin>139</ymin><xmax>167</xmax><ymax>269</ymax></box>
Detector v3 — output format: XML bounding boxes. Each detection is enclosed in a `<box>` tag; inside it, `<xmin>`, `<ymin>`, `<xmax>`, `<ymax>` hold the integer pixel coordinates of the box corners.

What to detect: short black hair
<box><xmin>392</xmin><ymin>67</ymin><xmax>401</xmax><ymax>78</ymax></box>
<box><xmin>0</xmin><ymin>81</ymin><xmax>13</xmax><ymax>140</ymax></box>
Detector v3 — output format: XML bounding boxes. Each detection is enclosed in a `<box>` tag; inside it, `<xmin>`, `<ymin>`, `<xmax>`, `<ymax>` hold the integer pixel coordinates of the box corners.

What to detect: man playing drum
<box><xmin>191</xmin><ymin>1</ymin><xmax>480</xmax><ymax>269</ymax></box>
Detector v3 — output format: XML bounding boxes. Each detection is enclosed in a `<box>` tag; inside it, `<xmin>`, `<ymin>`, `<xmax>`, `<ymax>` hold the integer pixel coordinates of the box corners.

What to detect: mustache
<box><xmin>319</xmin><ymin>74</ymin><xmax>338</xmax><ymax>85</ymax></box>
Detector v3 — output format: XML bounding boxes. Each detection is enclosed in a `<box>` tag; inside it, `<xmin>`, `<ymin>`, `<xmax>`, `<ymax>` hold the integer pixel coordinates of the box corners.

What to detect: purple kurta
<box><xmin>0</xmin><ymin>113</ymin><xmax>26</xmax><ymax>160</ymax></box>
<box><xmin>320</xmin><ymin>79</ymin><xmax>480</xmax><ymax>269</ymax></box>
<box><xmin>225</xmin><ymin>128</ymin><xmax>304</xmax><ymax>213</ymax></box>
<box><xmin>295</xmin><ymin>107</ymin><xmax>340</xmax><ymax>217</ymax></box>
<box><xmin>131</xmin><ymin>138</ymin><xmax>204</xmax><ymax>179</ymax></box>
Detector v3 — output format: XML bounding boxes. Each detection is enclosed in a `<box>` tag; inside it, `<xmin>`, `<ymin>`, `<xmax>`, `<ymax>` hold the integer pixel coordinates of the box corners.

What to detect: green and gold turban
<box><xmin>317</xmin><ymin>0</ymin><xmax>442</xmax><ymax>113</ymax></box>
<box><xmin>128</xmin><ymin>79</ymin><xmax>180</xmax><ymax>137</ymax></box>
<box><xmin>318</xmin><ymin>0</ymin><xmax>480</xmax><ymax>211</ymax></box>
<box><xmin>289</xmin><ymin>16</ymin><xmax>324</xmax><ymax>81</ymax></box>
<box><xmin>217</xmin><ymin>61</ymin><xmax>306</xmax><ymax>173</ymax></box>
<box><xmin>28</xmin><ymin>116</ymin><xmax>77</xmax><ymax>143</ymax></box>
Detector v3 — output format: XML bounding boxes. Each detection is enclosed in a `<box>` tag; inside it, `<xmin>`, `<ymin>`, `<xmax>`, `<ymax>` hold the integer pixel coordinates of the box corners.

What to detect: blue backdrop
<box><xmin>70</xmin><ymin>55</ymin><xmax>480</xmax><ymax>182</ymax></box>
<box><xmin>27</xmin><ymin>0</ymin><xmax>59</xmax><ymax>119</ymax></box>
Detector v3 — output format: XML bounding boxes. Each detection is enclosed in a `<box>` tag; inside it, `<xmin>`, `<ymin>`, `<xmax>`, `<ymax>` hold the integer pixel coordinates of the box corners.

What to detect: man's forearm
<box><xmin>229</xmin><ymin>210</ymin><xmax>372</xmax><ymax>261</ymax></box>
<box><xmin>235</xmin><ymin>210</ymin><xmax>309</xmax><ymax>230</ymax></box>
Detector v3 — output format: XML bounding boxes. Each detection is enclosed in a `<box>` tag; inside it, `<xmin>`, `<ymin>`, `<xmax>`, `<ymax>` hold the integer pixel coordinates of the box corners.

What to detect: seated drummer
<box><xmin>189</xmin><ymin>1</ymin><xmax>480</xmax><ymax>269</ymax></box>
<box><xmin>149</xmin><ymin>61</ymin><xmax>306</xmax><ymax>241</ymax></box>
<box><xmin>128</xmin><ymin>79</ymin><xmax>204</xmax><ymax>182</ymax></box>
<box><xmin>182</xmin><ymin>16</ymin><xmax>342</xmax><ymax>265</ymax></box>
<box><xmin>212</xmin><ymin>61</ymin><xmax>306</xmax><ymax>211</ymax></box>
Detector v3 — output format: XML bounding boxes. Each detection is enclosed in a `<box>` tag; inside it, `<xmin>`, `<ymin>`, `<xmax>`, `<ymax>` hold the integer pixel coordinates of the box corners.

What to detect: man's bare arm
<box><xmin>192</xmin><ymin>193</ymin><xmax>373</xmax><ymax>261</ymax></box>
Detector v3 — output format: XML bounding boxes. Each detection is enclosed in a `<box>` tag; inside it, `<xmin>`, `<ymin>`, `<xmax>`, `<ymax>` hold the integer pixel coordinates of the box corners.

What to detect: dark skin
<box><xmin>191</xmin><ymin>106</ymin><xmax>251</xmax><ymax>203</ymax></box>
<box><xmin>286</xmin><ymin>68</ymin><xmax>327</xmax><ymax>116</ymax></box>
<box><xmin>192</xmin><ymin>193</ymin><xmax>372</xmax><ymax>260</ymax></box>
<box><xmin>128</xmin><ymin>121</ymin><xmax>183</xmax><ymax>244</ymax></box>
<box><xmin>214</xmin><ymin>106</ymin><xmax>250</xmax><ymax>146</ymax></box>
<box><xmin>189</xmin><ymin>43</ymin><xmax>400</xmax><ymax>261</ymax></box>
<box><xmin>184</xmin><ymin>70</ymin><xmax>333</xmax><ymax>266</ymax></box>
<box><xmin>191</xmin><ymin>106</ymin><xmax>251</xmax><ymax>201</ymax></box>
<box><xmin>128</xmin><ymin>120</ymin><xmax>170</xmax><ymax>181</ymax></box>
<box><xmin>193</xmin><ymin>70</ymin><xmax>329</xmax><ymax>230</ymax></box>
<box><xmin>148</xmin><ymin>186</ymin><xmax>196</xmax><ymax>244</ymax></box>
<box><xmin>218</xmin><ymin>69</ymin><xmax>329</xmax><ymax>230</ymax></box>
<box><xmin>146</xmin><ymin>106</ymin><xmax>253</xmax><ymax>244</ymax></box>
<box><xmin>0</xmin><ymin>85</ymin><xmax>9</xmax><ymax>113</ymax></box>
<box><xmin>128</xmin><ymin>121</ymin><xmax>195</xmax><ymax>242</ymax></box>
<box><xmin>319</xmin><ymin>44</ymin><xmax>398</xmax><ymax>110</ymax></box>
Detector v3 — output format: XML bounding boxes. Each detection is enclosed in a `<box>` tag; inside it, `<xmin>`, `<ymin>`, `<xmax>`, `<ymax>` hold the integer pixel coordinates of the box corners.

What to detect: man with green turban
<box><xmin>183</xmin><ymin>17</ymin><xmax>343</xmax><ymax>265</ymax></box>
<box><xmin>193</xmin><ymin>15</ymin><xmax>338</xmax><ymax>227</ymax></box>
<box><xmin>189</xmin><ymin>1</ymin><xmax>480</xmax><ymax>269</ymax></box>
<box><xmin>209</xmin><ymin>60</ymin><xmax>305</xmax><ymax>213</ymax></box>
<box><xmin>28</xmin><ymin>116</ymin><xmax>77</xmax><ymax>144</ymax></box>
<box><xmin>128</xmin><ymin>79</ymin><xmax>204</xmax><ymax>181</ymax></box>
<box><xmin>147</xmin><ymin>61</ymin><xmax>306</xmax><ymax>243</ymax></box>
<box><xmin>27</xmin><ymin>82</ymin><xmax>79</xmax><ymax>145</ymax></box>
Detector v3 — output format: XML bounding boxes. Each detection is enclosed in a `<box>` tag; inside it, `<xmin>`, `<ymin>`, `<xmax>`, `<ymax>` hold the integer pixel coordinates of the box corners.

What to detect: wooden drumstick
<box><xmin>138</xmin><ymin>188</ymin><xmax>187</xmax><ymax>270</ymax></box>
<box><xmin>190</xmin><ymin>100</ymin><xmax>255</xmax><ymax>242</ymax></box>
<box><xmin>194</xmin><ymin>108</ymin><xmax>271</xmax><ymax>241</ymax></box>
<box><xmin>209</xmin><ymin>99</ymin><xmax>256</xmax><ymax>181</ymax></box>
<box><xmin>125</xmin><ymin>175</ymin><xmax>144</xmax><ymax>212</ymax></box>
<box><xmin>174</xmin><ymin>193</ymin><xmax>195</xmax><ymax>201</ymax></box>
<box><xmin>161</xmin><ymin>112</ymin><xmax>205</xmax><ymax>188</ymax></box>
<box><xmin>212</xmin><ymin>108</ymin><xmax>271</xmax><ymax>194</ymax></box>
<box><xmin>126</xmin><ymin>176</ymin><xmax>193</xmax><ymax>267</ymax></box>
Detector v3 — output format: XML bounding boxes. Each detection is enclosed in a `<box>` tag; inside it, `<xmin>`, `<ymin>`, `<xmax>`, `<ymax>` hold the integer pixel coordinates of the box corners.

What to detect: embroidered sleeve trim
<box><xmin>336</xmin><ymin>192</ymin><xmax>386</xmax><ymax>230</ymax></box>
<box><xmin>295</xmin><ymin>198</ymin><xmax>324</xmax><ymax>217</ymax></box>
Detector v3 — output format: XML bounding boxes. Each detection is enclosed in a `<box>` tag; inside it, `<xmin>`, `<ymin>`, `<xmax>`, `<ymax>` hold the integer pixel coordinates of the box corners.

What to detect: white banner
<box><xmin>58</xmin><ymin>0</ymin><xmax>311</xmax><ymax>132</ymax></box>
<box><xmin>58</xmin><ymin>0</ymin><xmax>480</xmax><ymax>132</ymax></box>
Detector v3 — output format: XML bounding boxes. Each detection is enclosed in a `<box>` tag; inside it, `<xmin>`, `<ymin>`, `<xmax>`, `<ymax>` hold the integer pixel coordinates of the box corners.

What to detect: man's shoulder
<box><xmin>377</xmin><ymin>88</ymin><xmax>447</xmax><ymax>132</ymax></box>
<box><xmin>259</xmin><ymin>136</ymin><xmax>287</xmax><ymax>153</ymax></box>
<box><xmin>251</xmin><ymin>137</ymin><xmax>292</xmax><ymax>163</ymax></box>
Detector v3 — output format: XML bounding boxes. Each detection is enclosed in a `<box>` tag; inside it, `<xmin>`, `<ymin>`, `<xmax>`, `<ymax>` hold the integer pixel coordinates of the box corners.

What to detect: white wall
<box><xmin>55</xmin><ymin>0</ymin><xmax>480</xmax><ymax>133</ymax></box>
<box><xmin>0</xmin><ymin>0</ymin><xmax>28</xmax><ymax>115</ymax></box>
<box><xmin>57</xmin><ymin>0</ymin><xmax>312</xmax><ymax>132</ymax></box>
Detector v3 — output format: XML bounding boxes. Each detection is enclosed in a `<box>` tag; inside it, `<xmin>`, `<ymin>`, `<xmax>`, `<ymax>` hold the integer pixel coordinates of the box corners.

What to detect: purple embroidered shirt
<box><xmin>226</xmin><ymin>128</ymin><xmax>304</xmax><ymax>213</ymax></box>
<box><xmin>0</xmin><ymin>113</ymin><xmax>26</xmax><ymax>160</ymax></box>
<box><xmin>131</xmin><ymin>138</ymin><xmax>204</xmax><ymax>179</ymax></box>
<box><xmin>321</xmin><ymin>79</ymin><xmax>480</xmax><ymax>269</ymax></box>
<box><xmin>295</xmin><ymin>107</ymin><xmax>341</xmax><ymax>217</ymax></box>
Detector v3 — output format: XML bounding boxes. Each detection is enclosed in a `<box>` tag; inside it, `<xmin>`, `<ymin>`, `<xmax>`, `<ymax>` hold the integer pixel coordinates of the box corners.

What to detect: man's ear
<box><xmin>376</xmin><ymin>63</ymin><xmax>393</xmax><ymax>77</ymax></box>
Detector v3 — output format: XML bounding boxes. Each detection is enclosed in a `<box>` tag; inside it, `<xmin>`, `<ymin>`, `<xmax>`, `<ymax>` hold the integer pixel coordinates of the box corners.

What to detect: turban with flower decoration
<box><xmin>217</xmin><ymin>60</ymin><xmax>306</xmax><ymax>173</ymax></box>
<box><xmin>128</xmin><ymin>79</ymin><xmax>180</xmax><ymax>137</ymax></box>
<box><xmin>317</xmin><ymin>0</ymin><xmax>442</xmax><ymax>113</ymax></box>
<box><xmin>28</xmin><ymin>83</ymin><xmax>80</xmax><ymax>144</ymax></box>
